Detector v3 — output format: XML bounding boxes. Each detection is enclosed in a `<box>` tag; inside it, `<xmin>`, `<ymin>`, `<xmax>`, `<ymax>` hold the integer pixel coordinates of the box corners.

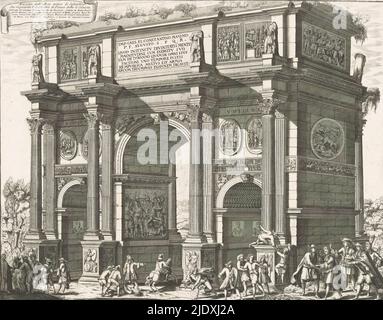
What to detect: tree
<box><xmin>174</xmin><ymin>3</ymin><xmax>196</xmax><ymax>16</ymax></box>
<box><xmin>1</xmin><ymin>178</ymin><xmax>30</xmax><ymax>259</ymax></box>
<box><xmin>364</xmin><ymin>197</ymin><xmax>383</xmax><ymax>257</ymax></box>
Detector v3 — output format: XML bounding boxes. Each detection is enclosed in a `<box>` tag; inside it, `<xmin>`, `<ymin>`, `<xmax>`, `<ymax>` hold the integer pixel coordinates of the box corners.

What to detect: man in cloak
<box><xmin>0</xmin><ymin>254</ymin><xmax>12</xmax><ymax>293</ymax></box>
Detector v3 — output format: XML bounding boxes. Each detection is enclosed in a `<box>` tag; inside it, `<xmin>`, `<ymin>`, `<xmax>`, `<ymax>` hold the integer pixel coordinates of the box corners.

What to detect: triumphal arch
<box><xmin>22</xmin><ymin>2</ymin><xmax>369</xmax><ymax>282</ymax></box>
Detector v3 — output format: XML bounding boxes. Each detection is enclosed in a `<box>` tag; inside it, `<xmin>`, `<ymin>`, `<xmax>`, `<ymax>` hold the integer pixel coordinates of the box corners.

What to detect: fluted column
<box><xmin>43</xmin><ymin>120</ymin><xmax>57</xmax><ymax>239</ymax></box>
<box><xmin>101</xmin><ymin>115</ymin><xmax>114</xmax><ymax>240</ymax></box>
<box><xmin>202</xmin><ymin>112</ymin><xmax>215</xmax><ymax>243</ymax></box>
<box><xmin>26</xmin><ymin>118</ymin><xmax>45</xmax><ymax>239</ymax></box>
<box><xmin>355</xmin><ymin>118</ymin><xmax>366</xmax><ymax>237</ymax></box>
<box><xmin>83</xmin><ymin>112</ymin><xmax>101</xmax><ymax>240</ymax></box>
<box><xmin>261</xmin><ymin>99</ymin><xmax>278</xmax><ymax>231</ymax></box>
<box><xmin>275</xmin><ymin>112</ymin><xmax>286</xmax><ymax>242</ymax></box>
<box><xmin>187</xmin><ymin>102</ymin><xmax>204</xmax><ymax>242</ymax></box>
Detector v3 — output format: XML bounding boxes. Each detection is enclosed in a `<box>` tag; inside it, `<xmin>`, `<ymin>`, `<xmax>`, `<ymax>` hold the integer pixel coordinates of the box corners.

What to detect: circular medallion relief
<box><xmin>81</xmin><ymin>131</ymin><xmax>102</xmax><ymax>160</ymax></box>
<box><xmin>311</xmin><ymin>118</ymin><xmax>344</xmax><ymax>160</ymax></box>
<box><xmin>246</xmin><ymin>117</ymin><xmax>263</xmax><ymax>154</ymax></box>
<box><xmin>59</xmin><ymin>130</ymin><xmax>77</xmax><ymax>160</ymax></box>
<box><xmin>219</xmin><ymin>119</ymin><xmax>241</xmax><ymax>156</ymax></box>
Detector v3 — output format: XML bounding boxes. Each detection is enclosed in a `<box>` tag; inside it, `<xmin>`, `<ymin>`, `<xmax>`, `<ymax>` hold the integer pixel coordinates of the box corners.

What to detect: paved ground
<box><xmin>1</xmin><ymin>283</ymin><xmax>378</xmax><ymax>300</ymax></box>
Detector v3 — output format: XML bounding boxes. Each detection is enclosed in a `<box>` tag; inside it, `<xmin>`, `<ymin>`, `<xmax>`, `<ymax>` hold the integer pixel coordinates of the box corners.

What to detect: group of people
<box><xmin>292</xmin><ymin>239</ymin><xmax>383</xmax><ymax>299</ymax></box>
<box><xmin>0</xmin><ymin>252</ymin><xmax>71</xmax><ymax>295</ymax></box>
<box><xmin>98</xmin><ymin>253</ymin><xmax>173</xmax><ymax>297</ymax></box>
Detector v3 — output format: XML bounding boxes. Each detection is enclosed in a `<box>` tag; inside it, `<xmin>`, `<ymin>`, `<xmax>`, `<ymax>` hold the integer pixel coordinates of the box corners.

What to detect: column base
<box><xmin>184</xmin><ymin>233</ymin><xmax>206</xmax><ymax>244</ymax></box>
<box><xmin>83</xmin><ymin>230</ymin><xmax>103</xmax><ymax>241</ymax></box>
<box><xmin>276</xmin><ymin>233</ymin><xmax>287</xmax><ymax>245</ymax></box>
<box><xmin>79</xmin><ymin>240</ymin><xmax>118</xmax><ymax>283</ymax></box>
<box><xmin>203</xmin><ymin>232</ymin><xmax>216</xmax><ymax>244</ymax></box>
<box><xmin>24</xmin><ymin>230</ymin><xmax>46</xmax><ymax>241</ymax></box>
<box><xmin>44</xmin><ymin>231</ymin><xmax>58</xmax><ymax>240</ymax></box>
<box><xmin>168</xmin><ymin>229</ymin><xmax>183</xmax><ymax>243</ymax></box>
<box><xmin>101</xmin><ymin>231</ymin><xmax>114</xmax><ymax>241</ymax></box>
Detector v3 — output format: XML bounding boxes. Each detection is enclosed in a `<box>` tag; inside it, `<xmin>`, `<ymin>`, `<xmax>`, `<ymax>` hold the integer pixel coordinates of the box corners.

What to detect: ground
<box><xmin>0</xmin><ymin>282</ymin><xmax>378</xmax><ymax>300</ymax></box>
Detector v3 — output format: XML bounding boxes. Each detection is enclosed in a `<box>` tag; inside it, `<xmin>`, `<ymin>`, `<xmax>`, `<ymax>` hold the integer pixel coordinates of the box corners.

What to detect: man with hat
<box><xmin>338</xmin><ymin>238</ymin><xmax>356</xmax><ymax>291</ymax></box>
<box><xmin>57</xmin><ymin>257</ymin><xmax>70</xmax><ymax>294</ymax></box>
<box><xmin>218</xmin><ymin>261</ymin><xmax>241</xmax><ymax>300</ymax></box>
<box><xmin>291</xmin><ymin>244</ymin><xmax>320</xmax><ymax>297</ymax></box>
<box><xmin>123</xmin><ymin>255</ymin><xmax>144</xmax><ymax>294</ymax></box>
<box><xmin>44</xmin><ymin>258</ymin><xmax>56</xmax><ymax>294</ymax></box>
<box><xmin>146</xmin><ymin>253</ymin><xmax>168</xmax><ymax>292</ymax></box>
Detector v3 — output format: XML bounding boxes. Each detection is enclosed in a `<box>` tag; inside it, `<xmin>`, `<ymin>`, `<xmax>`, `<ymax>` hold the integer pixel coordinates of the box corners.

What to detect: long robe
<box><xmin>0</xmin><ymin>258</ymin><xmax>12</xmax><ymax>292</ymax></box>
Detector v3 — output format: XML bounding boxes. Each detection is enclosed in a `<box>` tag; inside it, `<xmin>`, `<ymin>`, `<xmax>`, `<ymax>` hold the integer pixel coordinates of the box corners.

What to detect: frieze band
<box><xmin>285</xmin><ymin>156</ymin><xmax>355</xmax><ymax>177</ymax></box>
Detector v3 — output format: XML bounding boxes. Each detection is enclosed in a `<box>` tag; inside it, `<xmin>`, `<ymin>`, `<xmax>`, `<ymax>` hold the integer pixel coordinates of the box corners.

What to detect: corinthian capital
<box><xmin>26</xmin><ymin>118</ymin><xmax>45</xmax><ymax>134</ymax></box>
<box><xmin>83</xmin><ymin>112</ymin><xmax>102</xmax><ymax>128</ymax></box>
<box><xmin>42</xmin><ymin>120</ymin><xmax>56</xmax><ymax>135</ymax></box>
<box><xmin>260</xmin><ymin>98</ymin><xmax>282</xmax><ymax>115</ymax></box>
<box><xmin>187</xmin><ymin>102</ymin><xmax>201</xmax><ymax>122</ymax></box>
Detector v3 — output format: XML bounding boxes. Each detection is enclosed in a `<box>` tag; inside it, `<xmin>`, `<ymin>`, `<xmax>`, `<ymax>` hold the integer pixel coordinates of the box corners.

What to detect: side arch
<box><xmin>57</xmin><ymin>179</ymin><xmax>82</xmax><ymax>209</ymax></box>
<box><xmin>216</xmin><ymin>176</ymin><xmax>262</xmax><ymax>209</ymax></box>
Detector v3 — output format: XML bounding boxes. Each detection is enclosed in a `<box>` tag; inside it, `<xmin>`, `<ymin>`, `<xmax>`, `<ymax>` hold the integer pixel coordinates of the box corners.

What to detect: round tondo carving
<box><xmin>219</xmin><ymin>119</ymin><xmax>241</xmax><ymax>156</ymax></box>
<box><xmin>311</xmin><ymin>118</ymin><xmax>344</xmax><ymax>160</ymax></box>
<box><xmin>59</xmin><ymin>130</ymin><xmax>77</xmax><ymax>160</ymax></box>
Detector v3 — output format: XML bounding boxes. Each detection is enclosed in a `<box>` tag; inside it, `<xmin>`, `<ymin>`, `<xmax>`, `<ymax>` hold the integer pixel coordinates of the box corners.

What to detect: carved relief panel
<box><xmin>302</xmin><ymin>22</ymin><xmax>346</xmax><ymax>69</ymax></box>
<box><xmin>311</xmin><ymin>118</ymin><xmax>345</xmax><ymax>160</ymax></box>
<box><xmin>60</xmin><ymin>47</ymin><xmax>78</xmax><ymax>81</ymax></box>
<box><xmin>245</xmin><ymin>22</ymin><xmax>269</xmax><ymax>58</ymax></box>
<box><xmin>217</xmin><ymin>25</ymin><xmax>240</xmax><ymax>62</ymax></box>
<box><xmin>123</xmin><ymin>187</ymin><xmax>168</xmax><ymax>240</ymax></box>
<box><xmin>246</xmin><ymin>117</ymin><xmax>262</xmax><ymax>154</ymax></box>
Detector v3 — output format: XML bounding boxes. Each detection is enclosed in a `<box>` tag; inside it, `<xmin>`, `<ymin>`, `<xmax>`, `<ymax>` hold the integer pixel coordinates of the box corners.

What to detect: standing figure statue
<box><xmin>352</xmin><ymin>53</ymin><xmax>366</xmax><ymax>82</ymax></box>
<box><xmin>87</xmin><ymin>45</ymin><xmax>101</xmax><ymax>77</ymax></box>
<box><xmin>189</xmin><ymin>31</ymin><xmax>203</xmax><ymax>63</ymax></box>
<box><xmin>32</xmin><ymin>53</ymin><xmax>44</xmax><ymax>84</ymax></box>
<box><xmin>263</xmin><ymin>22</ymin><xmax>278</xmax><ymax>54</ymax></box>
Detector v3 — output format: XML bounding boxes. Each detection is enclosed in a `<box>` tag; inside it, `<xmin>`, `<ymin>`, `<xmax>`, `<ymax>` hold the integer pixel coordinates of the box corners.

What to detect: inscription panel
<box><xmin>117</xmin><ymin>32</ymin><xmax>191</xmax><ymax>74</ymax></box>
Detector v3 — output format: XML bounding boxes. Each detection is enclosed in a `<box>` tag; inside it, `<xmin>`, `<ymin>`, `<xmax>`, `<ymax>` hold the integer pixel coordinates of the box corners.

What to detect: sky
<box><xmin>0</xmin><ymin>0</ymin><xmax>382</xmax><ymax>202</ymax></box>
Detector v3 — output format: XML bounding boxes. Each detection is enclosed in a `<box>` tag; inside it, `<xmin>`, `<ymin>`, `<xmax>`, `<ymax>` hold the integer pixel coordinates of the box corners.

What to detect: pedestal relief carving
<box><xmin>311</xmin><ymin>118</ymin><xmax>344</xmax><ymax>160</ymax></box>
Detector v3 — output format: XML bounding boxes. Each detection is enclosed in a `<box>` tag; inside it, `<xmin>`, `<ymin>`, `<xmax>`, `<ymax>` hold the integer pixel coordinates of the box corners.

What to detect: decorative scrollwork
<box><xmin>26</xmin><ymin>118</ymin><xmax>45</xmax><ymax>134</ymax></box>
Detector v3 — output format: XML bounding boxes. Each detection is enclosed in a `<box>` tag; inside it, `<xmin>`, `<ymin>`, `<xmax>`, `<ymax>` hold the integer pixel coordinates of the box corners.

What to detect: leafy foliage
<box><xmin>174</xmin><ymin>3</ymin><xmax>196</xmax><ymax>16</ymax></box>
<box><xmin>364</xmin><ymin>197</ymin><xmax>383</xmax><ymax>257</ymax></box>
<box><xmin>1</xmin><ymin>178</ymin><xmax>30</xmax><ymax>259</ymax></box>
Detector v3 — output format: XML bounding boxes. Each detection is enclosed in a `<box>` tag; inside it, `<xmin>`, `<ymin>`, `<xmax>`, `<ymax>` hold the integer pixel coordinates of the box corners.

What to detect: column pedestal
<box><xmin>251</xmin><ymin>245</ymin><xmax>276</xmax><ymax>285</ymax></box>
<box><xmin>79</xmin><ymin>241</ymin><xmax>118</xmax><ymax>283</ymax></box>
<box><xmin>181</xmin><ymin>243</ymin><xmax>218</xmax><ymax>283</ymax></box>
